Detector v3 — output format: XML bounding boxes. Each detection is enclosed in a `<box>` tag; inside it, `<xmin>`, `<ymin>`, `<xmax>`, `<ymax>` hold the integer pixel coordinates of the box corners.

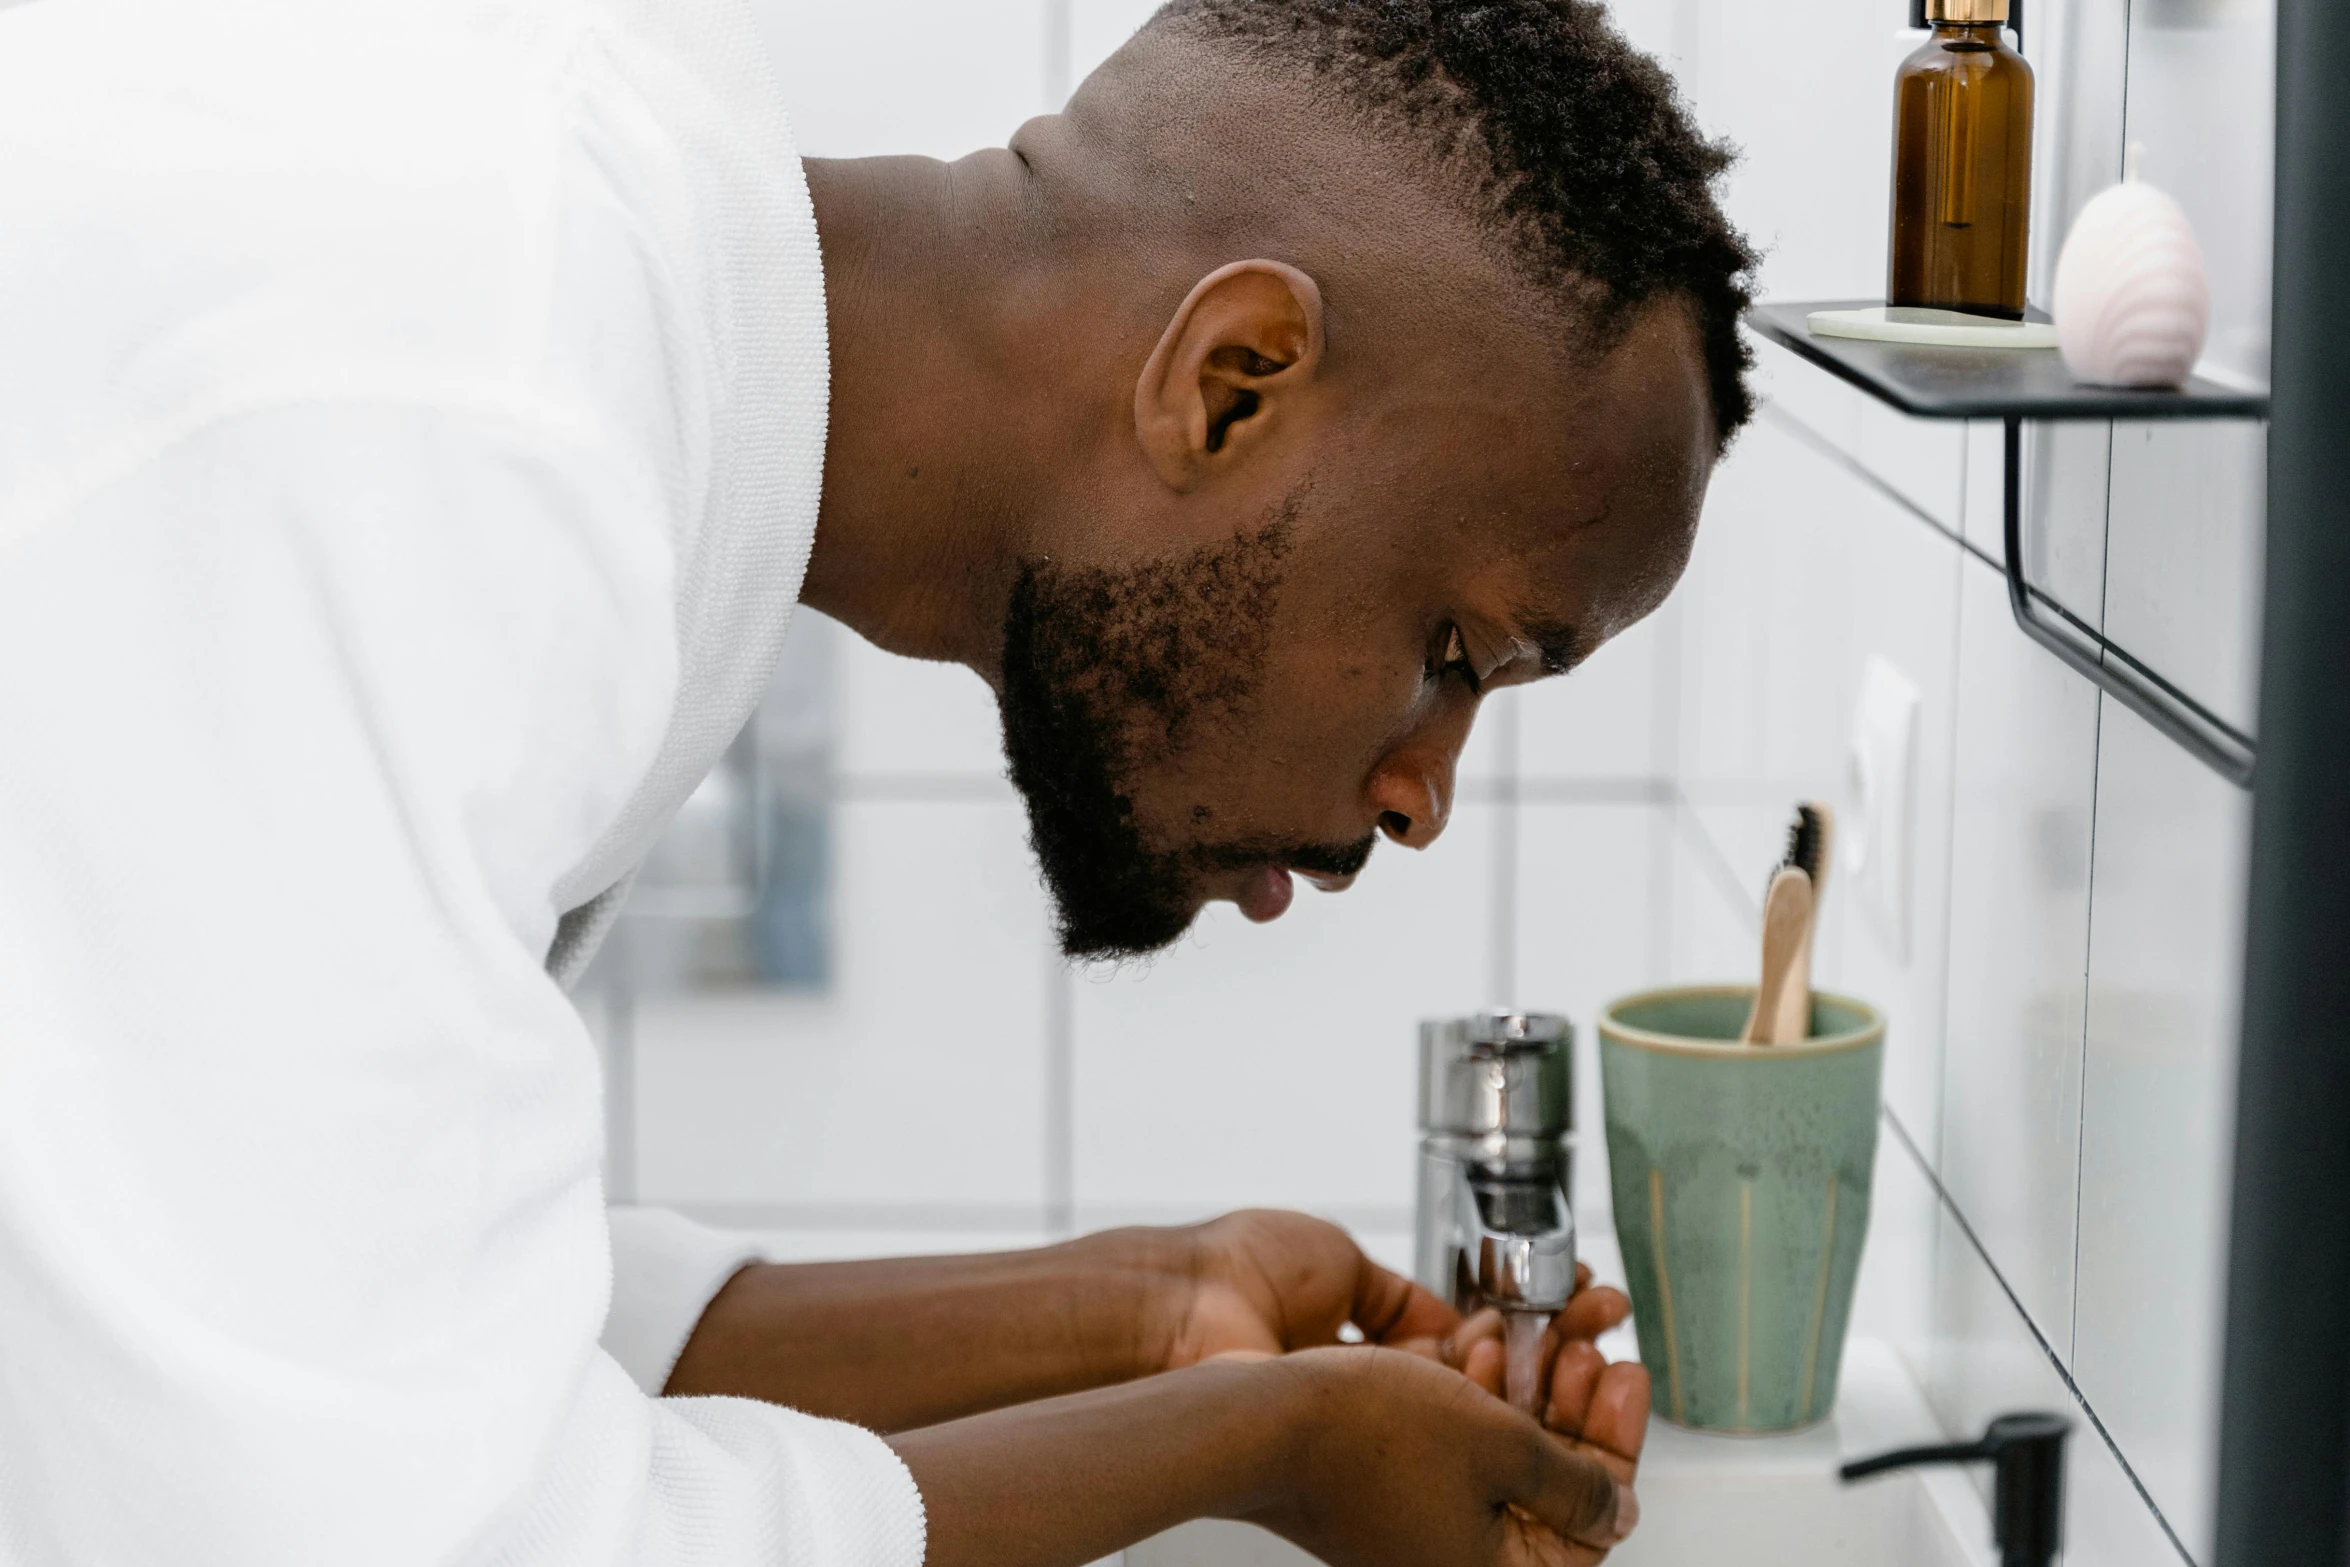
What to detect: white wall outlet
<box><xmin>1847</xmin><ymin>654</ymin><xmax>1921</xmax><ymax>961</ymax></box>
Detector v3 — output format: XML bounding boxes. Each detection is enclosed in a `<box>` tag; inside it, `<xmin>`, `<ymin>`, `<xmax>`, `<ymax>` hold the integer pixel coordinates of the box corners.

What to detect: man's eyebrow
<box><xmin>1516</xmin><ymin>618</ymin><xmax>1582</xmax><ymax>675</ymax></box>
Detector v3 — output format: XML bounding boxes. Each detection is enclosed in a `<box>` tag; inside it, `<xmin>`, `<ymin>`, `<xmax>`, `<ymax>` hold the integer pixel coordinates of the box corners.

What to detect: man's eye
<box><xmin>1436</xmin><ymin>625</ymin><xmax>1481</xmax><ymax>694</ymax></box>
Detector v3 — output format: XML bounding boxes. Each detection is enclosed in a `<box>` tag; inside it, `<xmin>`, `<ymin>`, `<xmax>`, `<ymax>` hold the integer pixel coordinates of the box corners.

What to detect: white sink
<box><xmin>1126</xmin><ymin>1341</ymin><xmax>1996</xmax><ymax>1567</ymax></box>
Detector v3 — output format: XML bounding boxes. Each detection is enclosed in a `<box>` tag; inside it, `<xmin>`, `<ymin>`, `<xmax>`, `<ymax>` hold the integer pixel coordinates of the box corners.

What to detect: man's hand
<box><xmin>1157</xmin><ymin>1208</ymin><xmax>1635</xmax><ymax>1400</ymax></box>
<box><xmin>667</xmin><ymin>1207</ymin><xmax>1635</xmax><ymax>1433</ymax></box>
<box><xmin>893</xmin><ymin>1343</ymin><xmax>1645</xmax><ymax>1567</ymax></box>
<box><xmin>1159</xmin><ymin>1209</ymin><xmax>1652</xmax><ymax>1563</ymax></box>
<box><xmin>1530</xmin><ymin>1331</ymin><xmax>1652</xmax><ymax>1564</ymax></box>
<box><xmin>1248</xmin><ymin>1346</ymin><xmax>1641</xmax><ymax>1565</ymax></box>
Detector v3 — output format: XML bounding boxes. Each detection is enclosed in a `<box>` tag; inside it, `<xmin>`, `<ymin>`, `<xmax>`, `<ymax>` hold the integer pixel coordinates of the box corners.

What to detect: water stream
<box><xmin>1503</xmin><ymin>1309</ymin><xmax>1553</xmax><ymax>1416</ymax></box>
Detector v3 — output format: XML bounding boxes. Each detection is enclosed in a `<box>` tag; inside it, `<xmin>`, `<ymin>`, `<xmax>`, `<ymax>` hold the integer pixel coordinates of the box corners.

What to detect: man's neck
<box><xmin>799</xmin><ymin>152</ymin><xmax>1046</xmax><ymax>681</ymax></box>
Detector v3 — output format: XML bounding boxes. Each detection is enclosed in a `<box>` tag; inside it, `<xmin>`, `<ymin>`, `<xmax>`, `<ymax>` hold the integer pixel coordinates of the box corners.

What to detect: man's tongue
<box><xmin>1236</xmin><ymin>864</ymin><xmax>1294</xmax><ymax>923</ymax></box>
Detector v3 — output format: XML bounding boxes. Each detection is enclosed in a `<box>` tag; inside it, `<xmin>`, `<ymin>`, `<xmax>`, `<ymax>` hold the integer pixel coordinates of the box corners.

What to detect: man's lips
<box><xmin>1235</xmin><ymin>865</ymin><xmax>1294</xmax><ymax>923</ymax></box>
<box><xmin>1233</xmin><ymin>864</ymin><xmax>1359</xmax><ymax>923</ymax></box>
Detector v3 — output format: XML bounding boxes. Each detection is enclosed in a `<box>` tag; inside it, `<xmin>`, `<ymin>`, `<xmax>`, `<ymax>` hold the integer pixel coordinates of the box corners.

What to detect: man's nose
<box><xmin>1366</xmin><ymin>740</ymin><xmax>1459</xmax><ymax>850</ymax></box>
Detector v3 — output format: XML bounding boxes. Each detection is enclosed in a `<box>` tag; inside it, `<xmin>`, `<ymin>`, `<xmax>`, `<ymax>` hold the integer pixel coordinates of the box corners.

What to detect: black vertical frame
<box><xmin>2215</xmin><ymin>0</ymin><xmax>2350</xmax><ymax>1560</ymax></box>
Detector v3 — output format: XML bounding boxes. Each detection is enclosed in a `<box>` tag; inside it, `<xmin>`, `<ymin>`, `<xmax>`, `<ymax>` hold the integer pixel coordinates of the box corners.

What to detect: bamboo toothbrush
<box><xmin>1770</xmin><ymin>803</ymin><xmax>1834</xmax><ymax>1045</ymax></box>
<box><xmin>1742</xmin><ymin>865</ymin><xmax>1814</xmax><ymax>1045</ymax></box>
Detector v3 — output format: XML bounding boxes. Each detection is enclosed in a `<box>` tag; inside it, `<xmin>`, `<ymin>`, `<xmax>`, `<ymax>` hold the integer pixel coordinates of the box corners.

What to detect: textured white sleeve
<box><xmin>0</xmin><ymin>402</ymin><xmax>922</xmax><ymax>1567</ymax></box>
<box><xmin>607</xmin><ymin>1206</ymin><xmax>768</xmax><ymax>1396</ymax></box>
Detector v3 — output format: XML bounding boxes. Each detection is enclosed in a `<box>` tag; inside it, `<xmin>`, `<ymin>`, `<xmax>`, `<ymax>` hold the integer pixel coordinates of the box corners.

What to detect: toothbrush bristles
<box><xmin>1785</xmin><ymin>803</ymin><xmax>1824</xmax><ymax>879</ymax></box>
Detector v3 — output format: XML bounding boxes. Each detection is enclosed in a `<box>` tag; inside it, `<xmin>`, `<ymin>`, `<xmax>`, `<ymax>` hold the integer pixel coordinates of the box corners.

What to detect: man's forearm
<box><xmin>663</xmin><ymin>1228</ymin><xmax>1194</xmax><ymax>1430</ymax></box>
<box><xmin>887</xmin><ymin>1359</ymin><xmax>1286</xmax><ymax>1567</ymax></box>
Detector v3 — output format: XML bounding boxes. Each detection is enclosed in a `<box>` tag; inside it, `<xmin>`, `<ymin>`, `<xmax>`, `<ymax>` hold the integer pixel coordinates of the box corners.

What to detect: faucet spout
<box><xmin>1458</xmin><ymin>1171</ymin><xmax>1576</xmax><ymax>1313</ymax></box>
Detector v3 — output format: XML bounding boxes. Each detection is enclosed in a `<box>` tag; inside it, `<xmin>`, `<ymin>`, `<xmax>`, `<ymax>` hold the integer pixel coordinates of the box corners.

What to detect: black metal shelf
<box><xmin>1746</xmin><ymin>299</ymin><xmax>2270</xmax><ymax>788</ymax></box>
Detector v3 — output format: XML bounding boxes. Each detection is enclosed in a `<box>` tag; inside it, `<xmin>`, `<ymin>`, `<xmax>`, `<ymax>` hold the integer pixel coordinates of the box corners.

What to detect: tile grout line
<box><xmin>826</xmin><ymin>771</ymin><xmax>1675</xmax><ymax>804</ymax></box>
<box><xmin>1652</xmin><ymin>585</ymin><xmax>1684</xmax><ymax>992</ymax></box>
<box><xmin>1040</xmin><ymin>0</ymin><xmax>1072</xmax><ymax>109</ymax></box>
<box><xmin>1044</xmin><ymin>950</ymin><xmax>1076</xmax><ymax>1240</ymax></box>
<box><xmin>668</xmin><ymin>1200</ymin><xmax>1422</xmax><ymax>1234</ymax></box>
<box><xmin>1758</xmin><ymin>398</ymin><xmax>1998</xmax><ymax>571</ymax></box>
<box><xmin>1920</xmin><ymin>519</ymin><xmax>1970</xmax><ymax>1181</ymax></box>
<box><xmin>1490</xmin><ymin>692</ymin><xmax>1522</xmax><ymax>1004</ymax></box>
<box><xmin>1881</xmin><ymin>1107</ymin><xmax>2202</xmax><ymax>1567</ymax></box>
<box><xmin>2069</xmin><ymin>419</ymin><xmax>2118</xmax><ymax>1402</ymax></box>
<box><xmin>1671</xmin><ymin>789</ymin><xmax>1763</xmax><ymax>929</ymax></box>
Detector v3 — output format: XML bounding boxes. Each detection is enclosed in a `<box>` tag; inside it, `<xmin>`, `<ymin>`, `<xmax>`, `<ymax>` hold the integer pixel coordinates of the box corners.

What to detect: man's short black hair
<box><xmin>1149</xmin><ymin>0</ymin><xmax>1757</xmax><ymax>443</ymax></box>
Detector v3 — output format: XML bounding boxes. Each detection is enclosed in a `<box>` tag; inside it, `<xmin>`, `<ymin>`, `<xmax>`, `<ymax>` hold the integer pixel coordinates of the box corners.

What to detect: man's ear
<box><xmin>1134</xmin><ymin>260</ymin><xmax>1325</xmax><ymax>492</ymax></box>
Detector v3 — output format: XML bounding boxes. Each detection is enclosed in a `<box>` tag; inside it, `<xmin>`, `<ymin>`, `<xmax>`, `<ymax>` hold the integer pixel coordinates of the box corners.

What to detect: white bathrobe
<box><xmin>0</xmin><ymin>0</ymin><xmax>927</xmax><ymax>1562</ymax></box>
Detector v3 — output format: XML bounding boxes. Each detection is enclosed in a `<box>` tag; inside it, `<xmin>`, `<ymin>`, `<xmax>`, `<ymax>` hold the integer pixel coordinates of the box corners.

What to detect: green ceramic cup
<box><xmin>1598</xmin><ymin>985</ymin><xmax>1885</xmax><ymax>1433</ymax></box>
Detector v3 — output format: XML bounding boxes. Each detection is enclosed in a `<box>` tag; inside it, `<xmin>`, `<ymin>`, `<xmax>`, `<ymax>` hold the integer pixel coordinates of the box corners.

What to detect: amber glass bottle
<box><xmin>1888</xmin><ymin>0</ymin><xmax>2035</xmax><ymax>318</ymax></box>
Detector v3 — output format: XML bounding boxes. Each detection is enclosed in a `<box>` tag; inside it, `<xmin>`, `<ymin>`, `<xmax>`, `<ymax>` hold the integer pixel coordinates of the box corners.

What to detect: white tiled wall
<box><xmin>1938</xmin><ymin>556</ymin><xmax>2100</xmax><ymax>1355</ymax></box>
<box><xmin>2072</xmin><ymin>704</ymin><xmax>2250</xmax><ymax>1556</ymax></box>
<box><xmin>1674</xmin><ymin>0</ymin><xmax>2268</xmax><ymax>1561</ymax></box>
<box><xmin>603</xmin><ymin>4</ymin><xmax>2268</xmax><ymax>1565</ymax></box>
<box><xmin>1069</xmin><ymin>804</ymin><xmax>1500</xmax><ymax>1230</ymax></box>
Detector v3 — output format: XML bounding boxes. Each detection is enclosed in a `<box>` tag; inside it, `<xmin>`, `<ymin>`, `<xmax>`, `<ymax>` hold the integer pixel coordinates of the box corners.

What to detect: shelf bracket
<box><xmin>2000</xmin><ymin>416</ymin><xmax>2257</xmax><ymax>788</ymax></box>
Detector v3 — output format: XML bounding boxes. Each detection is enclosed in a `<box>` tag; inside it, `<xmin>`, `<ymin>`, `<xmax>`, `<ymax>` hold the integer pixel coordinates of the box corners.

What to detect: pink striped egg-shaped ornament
<box><xmin>2053</xmin><ymin>149</ymin><xmax>2210</xmax><ymax>389</ymax></box>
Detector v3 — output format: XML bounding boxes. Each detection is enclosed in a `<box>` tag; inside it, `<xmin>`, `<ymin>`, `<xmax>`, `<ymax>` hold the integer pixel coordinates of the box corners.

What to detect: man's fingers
<box><xmin>1463</xmin><ymin>1335</ymin><xmax>1505</xmax><ymax>1397</ymax></box>
<box><xmin>1386</xmin><ymin>1333</ymin><xmax>1449</xmax><ymax>1363</ymax></box>
<box><xmin>1545</xmin><ymin>1340</ymin><xmax>1607</xmax><ymax>1437</ymax></box>
<box><xmin>1579</xmin><ymin>1362</ymin><xmax>1653</xmax><ymax>1468</ymax></box>
<box><xmin>1519</xmin><ymin>1434</ymin><xmax>1635</xmax><ymax>1551</ymax></box>
<box><xmin>1445</xmin><ymin>1306</ymin><xmax>1504</xmax><ymax>1367</ymax></box>
<box><xmin>1500</xmin><ymin>1504</ymin><xmax>1589</xmax><ymax>1567</ymax></box>
<box><xmin>1552</xmin><ymin>1283</ymin><xmax>1632</xmax><ymax>1344</ymax></box>
<box><xmin>1352</xmin><ymin>1256</ymin><xmax>1462</xmax><ymax>1348</ymax></box>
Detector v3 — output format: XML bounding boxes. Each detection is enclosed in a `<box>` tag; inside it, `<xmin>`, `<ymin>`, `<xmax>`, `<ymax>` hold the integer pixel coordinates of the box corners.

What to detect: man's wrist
<box><xmin>1058</xmin><ymin>1222</ymin><xmax>1207</xmax><ymax>1383</ymax></box>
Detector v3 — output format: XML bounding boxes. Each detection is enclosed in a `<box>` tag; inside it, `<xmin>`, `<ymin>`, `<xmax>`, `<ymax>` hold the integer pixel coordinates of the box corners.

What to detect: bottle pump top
<box><xmin>1910</xmin><ymin>0</ymin><xmax>2021</xmax><ymax>35</ymax></box>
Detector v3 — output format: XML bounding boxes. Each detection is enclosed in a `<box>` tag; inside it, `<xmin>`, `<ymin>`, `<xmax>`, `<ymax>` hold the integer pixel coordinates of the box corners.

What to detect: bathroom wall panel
<box><xmin>1846</xmin><ymin>1100</ymin><xmax>1942</xmax><ymax>1386</ymax></box>
<box><xmin>1752</xmin><ymin>335</ymin><xmax>1967</xmax><ymax>541</ymax></box>
<box><xmin>753</xmin><ymin>0</ymin><xmax>1044</xmax><ymax>160</ymax></box>
<box><xmin>1516</xmin><ymin>607</ymin><xmax>1665</xmax><ymax>782</ymax></box>
<box><xmin>2121</xmin><ymin>0</ymin><xmax>2275</xmax><ymax>384</ymax></box>
<box><xmin>1671</xmin><ymin>416</ymin><xmax>1963</xmax><ymax>1156</ymax></box>
<box><xmin>2028</xmin><ymin>0</ymin><xmax>2131</xmax><ymax>283</ymax></box>
<box><xmin>2101</xmin><ymin>421</ymin><xmax>2266</xmax><ymax>740</ymax></box>
<box><xmin>1068</xmin><ymin>805</ymin><xmax>1500</xmax><ymax>1222</ymax></box>
<box><xmin>1514</xmin><ymin>803</ymin><xmax>1669</xmax><ymax>1234</ymax></box>
<box><xmin>1923</xmin><ymin>1191</ymin><xmax>2191</xmax><ymax>1567</ymax></box>
<box><xmin>1936</xmin><ymin>556</ymin><xmax>2098</xmax><ymax>1361</ymax></box>
<box><xmin>1853</xmin><ymin>405</ymin><xmax>1967</xmax><ymax>537</ymax></box>
<box><xmin>1751</xmin><ymin>337</ymin><xmax>1867</xmax><ymax>460</ymax></box>
<box><xmin>1673</xmin><ymin>418</ymin><xmax>1847</xmax><ymax>851</ymax></box>
<box><xmin>1070</xmin><ymin>0</ymin><xmax>1161</xmax><ymax>84</ymax></box>
<box><xmin>1685</xmin><ymin>0</ymin><xmax>1897</xmax><ymax>304</ymax></box>
<box><xmin>1597</xmin><ymin>0</ymin><xmax>1692</xmax><ymax>72</ymax></box>
<box><xmin>1659</xmin><ymin>804</ymin><xmax>1760</xmax><ymax>988</ymax></box>
<box><xmin>1813</xmin><ymin>498</ymin><xmax>1962</xmax><ymax>1165</ymax></box>
<box><xmin>1959</xmin><ymin>420</ymin><xmax>2005</xmax><ymax>560</ymax></box>
<box><xmin>834</xmin><ymin>626</ymin><xmax>1014</xmax><ymax>785</ymax></box>
<box><xmin>2071</xmin><ymin>701</ymin><xmax>2250</xmax><ymax>1560</ymax></box>
<box><xmin>630</xmin><ymin>799</ymin><xmax>1053</xmax><ymax>1212</ymax></box>
<box><xmin>2019</xmin><ymin>422</ymin><xmax>2118</xmax><ymax>632</ymax></box>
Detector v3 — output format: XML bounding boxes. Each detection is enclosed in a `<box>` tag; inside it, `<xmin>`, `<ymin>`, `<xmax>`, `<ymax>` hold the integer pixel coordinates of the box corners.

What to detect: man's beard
<box><xmin>998</xmin><ymin>513</ymin><xmax>1376</xmax><ymax>961</ymax></box>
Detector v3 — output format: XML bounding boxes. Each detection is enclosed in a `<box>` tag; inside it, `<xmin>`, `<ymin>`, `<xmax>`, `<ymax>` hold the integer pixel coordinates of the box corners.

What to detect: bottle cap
<box><xmin>1927</xmin><ymin>0</ymin><xmax>2010</xmax><ymax>20</ymax></box>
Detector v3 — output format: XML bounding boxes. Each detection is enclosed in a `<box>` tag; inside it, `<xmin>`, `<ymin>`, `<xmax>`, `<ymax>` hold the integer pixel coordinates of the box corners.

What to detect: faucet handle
<box><xmin>1841</xmin><ymin>1411</ymin><xmax>2071</xmax><ymax>1567</ymax></box>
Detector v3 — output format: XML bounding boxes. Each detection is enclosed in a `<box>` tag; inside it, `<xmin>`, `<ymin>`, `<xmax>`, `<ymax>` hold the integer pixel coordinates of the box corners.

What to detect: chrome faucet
<box><xmin>1415</xmin><ymin>1012</ymin><xmax>1576</xmax><ymax>1318</ymax></box>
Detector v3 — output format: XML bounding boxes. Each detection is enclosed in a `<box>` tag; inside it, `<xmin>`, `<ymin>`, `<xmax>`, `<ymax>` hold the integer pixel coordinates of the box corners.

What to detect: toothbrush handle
<box><xmin>1771</xmin><ymin>930</ymin><xmax>1814</xmax><ymax>1045</ymax></box>
<box><xmin>1742</xmin><ymin>868</ymin><xmax>1815</xmax><ymax>1045</ymax></box>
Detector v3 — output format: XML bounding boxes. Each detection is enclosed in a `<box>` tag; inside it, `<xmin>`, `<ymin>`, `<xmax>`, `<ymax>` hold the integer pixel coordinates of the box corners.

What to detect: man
<box><xmin>0</xmin><ymin>0</ymin><xmax>1754</xmax><ymax>1561</ymax></box>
